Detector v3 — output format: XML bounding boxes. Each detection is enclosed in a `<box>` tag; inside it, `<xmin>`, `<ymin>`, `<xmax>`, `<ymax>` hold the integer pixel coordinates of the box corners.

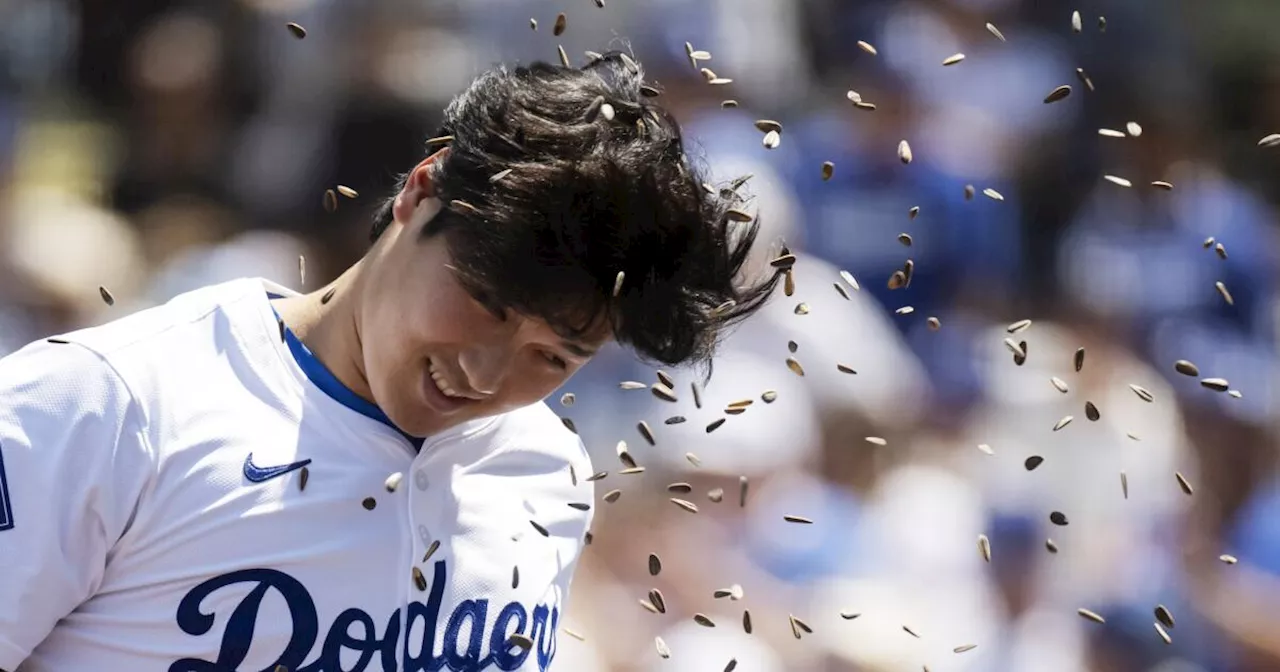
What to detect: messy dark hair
<box><xmin>370</xmin><ymin>51</ymin><xmax>779</xmax><ymax>367</ymax></box>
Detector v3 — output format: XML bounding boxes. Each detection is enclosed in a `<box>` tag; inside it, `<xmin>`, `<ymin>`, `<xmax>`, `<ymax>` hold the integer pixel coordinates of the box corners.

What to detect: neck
<box><xmin>272</xmin><ymin>262</ymin><xmax>373</xmax><ymax>403</ymax></box>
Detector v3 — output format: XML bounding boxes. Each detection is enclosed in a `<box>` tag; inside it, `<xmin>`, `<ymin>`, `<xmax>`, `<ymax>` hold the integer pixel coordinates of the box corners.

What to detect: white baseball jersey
<box><xmin>0</xmin><ymin>278</ymin><xmax>594</xmax><ymax>671</ymax></box>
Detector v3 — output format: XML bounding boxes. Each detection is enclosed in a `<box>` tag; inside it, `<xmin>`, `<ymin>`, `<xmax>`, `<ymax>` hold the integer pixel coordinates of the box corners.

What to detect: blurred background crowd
<box><xmin>4</xmin><ymin>0</ymin><xmax>1280</xmax><ymax>669</ymax></box>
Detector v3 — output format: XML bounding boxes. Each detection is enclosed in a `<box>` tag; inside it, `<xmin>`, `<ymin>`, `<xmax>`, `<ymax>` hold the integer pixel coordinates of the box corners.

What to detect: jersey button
<box><xmin>414</xmin><ymin>469</ymin><xmax>429</xmax><ymax>491</ymax></box>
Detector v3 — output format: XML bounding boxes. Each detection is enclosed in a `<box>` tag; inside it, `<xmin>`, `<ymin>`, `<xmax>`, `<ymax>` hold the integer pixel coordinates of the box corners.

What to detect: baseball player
<box><xmin>0</xmin><ymin>53</ymin><xmax>776</xmax><ymax>671</ymax></box>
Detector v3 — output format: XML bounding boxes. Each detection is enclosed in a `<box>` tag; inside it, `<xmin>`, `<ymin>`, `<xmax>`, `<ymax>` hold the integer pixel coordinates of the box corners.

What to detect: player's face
<box><xmin>360</xmin><ymin>164</ymin><xmax>608</xmax><ymax>438</ymax></box>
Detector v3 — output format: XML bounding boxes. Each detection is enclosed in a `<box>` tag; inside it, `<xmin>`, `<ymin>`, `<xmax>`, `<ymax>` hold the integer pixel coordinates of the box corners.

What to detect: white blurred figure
<box><xmin>645</xmin><ymin>621</ymin><xmax>784</xmax><ymax>672</ymax></box>
<box><xmin>145</xmin><ymin>229</ymin><xmax>313</xmax><ymax>305</ymax></box>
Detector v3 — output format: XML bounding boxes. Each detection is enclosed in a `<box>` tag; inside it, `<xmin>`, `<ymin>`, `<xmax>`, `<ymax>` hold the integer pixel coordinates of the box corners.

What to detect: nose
<box><xmin>457</xmin><ymin>338</ymin><xmax>516</xmax><ymax>396</ymax></box>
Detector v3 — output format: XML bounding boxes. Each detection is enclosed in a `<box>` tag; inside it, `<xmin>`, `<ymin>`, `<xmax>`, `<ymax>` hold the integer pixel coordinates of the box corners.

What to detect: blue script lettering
<box><xmin>170</xmin><ymin>562</ymin><xmax>558</xmax><ymax>672</ymax></box>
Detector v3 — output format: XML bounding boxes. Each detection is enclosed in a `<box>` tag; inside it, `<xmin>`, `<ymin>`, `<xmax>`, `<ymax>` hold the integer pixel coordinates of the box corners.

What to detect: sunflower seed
<box><xmin>725</xmin><ymin>660</ymin><xmax>738</xmax><ymax>672</ymax></box>
<box><xmin>1127</xmin><ymin>121</ymin><xmax>1143</xmax><ymax>137</ymax></box>
<box><xmin>640</xmin><ymin>84</ymin><xmax>661</xmax><ymax>97</ymax></box>
<box><xmin>898</xmin><ymin>140</ymin><xmax>913</xmax><ymax>164</ymax></box>
<box><xmin>1076</xmin><ymin>68</ymin><xmax>1095</xmax><ymax>91</ymax></box>
<box><xmin>1104</xmin><ymin>175</ymin><xmax>1133</xmax><ymax>187</ymax></box>
<box><xmin>586</xmin><ymin>470</ymin><xmax>608</xmax><ymax>482</ymax></box>
<box><xmin>1078</xmin><ymin>608</ymin><xmax>1105</xmax><ymax>624</ymax></box>
<box><xmin>983</xmin><ymin>188</ymin><xmax>1005</xmax><ymax>201</ymax></box>
<box><xmin>321</xmin><ymin>287</ymin><xmax>337</xmax><ymax>305</ymax></box>
<box><xmin>1216</xmin><ymin>281</ymin><xmax>1234</xmax><ymax>305</ymax></box>
<box><xmin>762</xmin><ymin>130</ymin><xmax>781</xmax><ymax>149</ymax></box>
<box><xmin>1128</xmin><ymin>433</ymin><xmax>1141</xmax><ymax>441</ymax></box>
<box><xmin>405</xmin><ymin>565</ymin><xmax>427</xmax><ymax>593</ymax></box>
<box><xmin>784</xmin><ymin>357</ymin><xmax>806</xmax><ymax>376</ymax></box>
<box><xmin>897</xmin><ymin>233</ymin><xmax>914</xmax><ymax>247</ymax></box>
<box><xmin>653</xmin><ymin>636</ymin><xmax>671</xmax><ymax>659</ymax></box>
<box><xmin>666</xmin><ymin>482</ymin><xmax>693</xmax><ymax>495</ymax></box>
<box><xmin>964</xmin><ymin>184</ymin><xmax>975</xmax><ymax>200</ymax></box>
<box><xmin>754</xmin><ymin>119</ymin><xmax>783</xmax><ymax>134</ymax></box>
<box><xmin>1044</xmin><ymin>85</ymin><xmax>1072</xmax><ymax>103</ymax></box>
<box><xmin>894</xmin><ymin>306</ymin><xmax>913</xmax><ymax>315</ymax></box>
<box><xmin>790</xmin><ymin>614</ymin><xmax>811</xmax><ymax>638</ymax></box>
<box><xmin>637</xmin><ymin>421</ymin><xmax>656</xmax><ymax>446</ymax></box>
<box><xmin>509</xmin><ymin>633</ymin><xmax>535</xmax><ymax>651</ymax></box>
<box><xmin>651</xmin><ymin>383</ymin><xmax>678</xmax><ymax>402</ymax></box>
<box><xmin>1221</xmin><ymin>554</ymin><xmax>1238</xmax><ymax>564</ymax></box>
<box><xmin>422</xmin><ymin>538</ymin><xmax>440</xmax><ymax>563</ymax></box>
<box><xmin>1085</xmin><ymin>401</ymin><xmax>1100</xmax><ymax>421</ymax></box>
<box><xmin>557</xmin><ymin>45</ymin><xmax>570</xmax><ymax>68</ymax></box>
<box><xmin>1215</xmin><ymin>242</ymin><xmax>1227</xmax><ymax>260</ymax></box>
<box><xmin>1174</xmin><ymin>359</ymin><xmax>1199</xmax><ymax>376</ymax></box>
<box><xmin>838</xmin><ymin>270</ymin><xmax>860</xmax><ymax>292</ymax></box>
<box><xmin>1051</xmin><ymin>377</ymin><xmax>1069</xmax><ymax>393</ymax></box>
<box><xmin>671</xmin><ymin>498</ymin><xmax>699</xmax><ymax>514</ymax></box>
<box><xmin>286</xmin><ymin>22</ymin><xmax>307</xmax><ymax>39</ymax></box>
<box><xmin>530</xmin><ymin>520</ymin><xmax>550</xmax><ymax>537</ymax></box>
<box><xmin>1025</xmin><ymin>455</ymin><xmax>1044</xmax><ymax>471</ymax></box>
<box><xmin>710</xmin><ymin>299</ymin><xmax>736</xmax><ymax>317</ymax></box>
<box><xmin>1098</xmin><ymin>15</ymin><xmax>1107</xmax><ymax>31</ymax></box>
<box><xmin>839</xmin><ymin>610</ymin><xmax>861</xmax><ymax>620</ymax></box>
<box><xmin>721</xmin><ymin>99</ymin><xmax>738</xmax><ymax>108</ymax></box>
<box><xmin>385</xmin><ymin>472</ymin><xmax>404</xmax><ymax>493</ymax></box>
<box><xmin>362</xmin><ymin>497</ymin><xmax>377</xmax><ymax>510</ymax></box>
<box><xmin>1154</xmin><ymin>622</ymin><xmax>1172</xmax><ymax>645</ymax></box>
<box><xmin>1073</xmin><ymin>347</ymin><xmax>1085</xmax><ymax>372</ymax></box>
<box><xmin>1050</xmin><ymin>511</ymin><xmax>1069</xmax><ymax>526</ymax></box>
<box><xmin>694</xmin><ymin>613</ymin><xmax>716</xmax><ymax>627</ymax></box>
<box><xmin>1005</xmin><ymin>319</ymin><xmax>1032</xmax><ymax>334</ymax></box>
<box><xmin>706</xmin><ymin>418</ymin><xmax>725</xmax><ymax>433</ymax></box>
<box><xmin>888</xmin><ymin>270</ymin><xmax>907</xmax><ymax>290</ymax></box>
<box><xmin>1176</xmin><ymin>472</ymin><xmax>1194</xmax><ymax>495</ymax></box>
<box><xmin>977</xmin><ymin>443</ymin><xmax>994</xmax><ymax>455</ymax></box>
<box><xmin>1130</xmin><ymin>384</ymin><xmax>1153</xmax><ymax>402</ymax></box>
<box><xmin>1099</xmin><ymin>128</ymin><xmax>1126</xmax><ymax>137</ymax></box>
<box><xmin>686</xmin><ymin>453</ymin><xmax>702</xmax><ymax>467</ymax></box>
<box><xmin>739</xmin><ymin>476</ymin><xmax>749</xmax><ymax>507</ymax></box>
<box><xmin>857</xmin><ymin>40</ymin><xmax>877</xmax><ymax>55</ymax></box>
<box><xmin>985</xmin><ymin>22</ymin><xmax>1006</xmax><ymax>41</ymax></box>
<box><xmin>1201</xmin><ymin>378</ymin><xmax>1229</xmax><ymax>392</ymax></box>
<box><xmin>942</xmin><ymin>53</ymin><xmax>965</xmax><ymax>66</ymax></box>
<box><xmin>1071</xmin><ymin>10</ymin><xmax>1082</xmax><ymax>32</ymax></box>
<box><xmin>1259</xmin><ymin>134</ymin><xmax>1280</xmax><ymax>147</ymax></box>
<box><xmin>559</xmin><ymin>392</ymin><xmax>576</xmax><ymax>408</ymax></box>
<box><xmin>1003</xmin><ymin>338</ymin><xmax>1026</xmax><ymax>359</ymax></box>
<box><xmin>1053</xmin><ymin>415</ymin><xmax>1075</xmax><ymax>432</ymax></box>
<box><xmin>639</xmin><ymin>599</ymin><xmax>658</xmax><ymax>614</ymax></box>
<box><xmin>855</xmin><ymin>101</ymin><xmax>877</xmax><ymax>111</ymax></box>
<box><xmin>1229</xmin><ymin>389</ymin><xmax>1243</xmax><ymax>398</ymax></box>
<box><xmin>904</xmin><ymin>259</ymin><xmax>915</xmax><ymax>286</ymax></box>
<box><xmin>664</xmin><ymin>416</ymin><xmax>686</xmax><ymax>425</ymax></box>
<box><xmin>97</xmin><ymin>285</ymin><xmax>116</xmax><ymax>306</ymax></box>
<box><xmin>619</xmin><ymin>467</ymin><xmax>645</xmax><ymax>475</ymax></box>
<box><xmin>299</xmin><ymin>466</ymin><xmax>309</xmax><ymax>491</ymax></box>
<box><xmin>903</xmin><ymin>625</ymin><xmax>920</xmax><ymax>638</ymax></box>
<box><xmin>955</xmin><ymin>644</ymin><xmax>978</xmax><ymax>654</ymax></box>
<box><xmin>833</xmin><ymin>282</ymin><xmax>851</xmax><ymax>300</ymax></box>
<box><xmin>511</xmin><ymin>565</ymin><xmax>520</xmax><ymax>589</ymax></box>
<box><xmin>822</xmin><ymin>162</ymin><xmax>835</xmax><ymax>181</ymax></box>
<box><xmin>1046</xmin><ymin>538</ymin><xmax>1059</xmax><ymax>553</ymax></box>
<box><xmin>784</xmin><ymin>514</ymin><xmax>814</xmax><ymax>524</ymax></box>
<box><xmin>567</xmin><ymin>502</ymin><xmax>590</xmax><ymax>511</ymax></box>
<box><xmin>794</xmin><ymin>303</ymin><xmax>811</xmax><ymax>315</ymax></box>
<box><xmin>333</xmin><ymin>184</ymin><xmax>359</xmax><ymax>199</ymax></box>
<box><xmin>927</xmin><ymin>317</ymin><xmax>941</xmax><ymax>330</ymax></box>
<box><xmin>450</xmin><ymin>199</ymin><xmax>479</xmax><ymax>215</ymax></box>
<box><xmin>708</xmin><ymin>77</ymin><xmax>733</xmax><ymax>85</ymax></box>
<box><xmin>708</xmin><ymin>488</ymin><xmax>724</xmax><ymax>502</ymax></box>
<box><xmin>649</xmin><ymin>588</ymin><xmax>667</xmax><ymax>613</ymax></box>
<box><xmin>425</xmin><ymin>135</ymin><xmax>454</xmax><ymax>147</ymax></box>
<box><xmin>1153</xmin><ymin>604</ymin><xmax>1175</xmax><ymax>629</ymax></box>
<box><xmin>616</xmin><ymin>442</ymin><xmax>637</xmax><ymax>469</ymax></box>
<box><xmin>978</xmin><ymin>534</ymin><xmax>992</xmax><ymax>562</ymax></box>
<box><xmin>1152</xmin><ymin>180</ymin><xmax>1173</xmax><ymax>190</ymax></box>
<box><xmin>691</xmin><ymin>50</ymin><xmax>712</xmax><ymax>60</ymax></box>
<box><xmin>603</xmin><ymin>489</ymin><xmax>621</xmax><ymax>503</ymax></box>
<box><xmin>690</xmin><ymin>382</ymin><xmax>703</xmax><ymax>409</ymax></box>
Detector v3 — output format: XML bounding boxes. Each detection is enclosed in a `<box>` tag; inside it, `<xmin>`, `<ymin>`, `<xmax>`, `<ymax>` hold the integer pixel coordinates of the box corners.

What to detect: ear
<box><xmin>391</xmin><ymin>147</ymin><xmax>450</xmax><ymax>226</ymax></box>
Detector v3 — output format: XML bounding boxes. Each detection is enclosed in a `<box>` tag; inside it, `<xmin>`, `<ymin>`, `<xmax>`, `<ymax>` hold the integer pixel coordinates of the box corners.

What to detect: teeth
<box><xmin>428</xmin><ymin>358</ymin><xmax>464</xmax><ymax>399</ymax></box>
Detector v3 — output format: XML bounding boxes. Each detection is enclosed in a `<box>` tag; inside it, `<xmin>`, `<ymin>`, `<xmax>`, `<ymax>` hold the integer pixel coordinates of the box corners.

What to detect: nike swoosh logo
<box><xmin>243</xmin><ymin>453</ymin><xmax>312</xmax><ymax>483</ymax></box>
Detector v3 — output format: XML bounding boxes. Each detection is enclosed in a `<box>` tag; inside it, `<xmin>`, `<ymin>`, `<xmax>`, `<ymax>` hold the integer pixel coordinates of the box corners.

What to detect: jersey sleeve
<box><xmin>418</xmin><ymin>427</ymin><xmax>593</xmax><ymax>671</ymax></box>
<box><xmin>0</xmin><ymin>340</ymin><xmax>155</xmax><ymax>670</ymax></box>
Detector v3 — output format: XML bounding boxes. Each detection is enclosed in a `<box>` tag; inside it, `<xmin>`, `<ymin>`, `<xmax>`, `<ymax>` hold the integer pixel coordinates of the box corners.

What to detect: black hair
<box><xmin>369</xmin><ymin>51</ymin><xmax>779</xmax><ymax>367</ymax></box>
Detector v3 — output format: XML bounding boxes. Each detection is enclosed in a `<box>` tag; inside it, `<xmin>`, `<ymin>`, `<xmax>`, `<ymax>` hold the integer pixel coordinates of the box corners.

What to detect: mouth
<box><xmin>422</xmin><ymin>356</ymin><xmax>485</xmax><ymax>414</ymax></box>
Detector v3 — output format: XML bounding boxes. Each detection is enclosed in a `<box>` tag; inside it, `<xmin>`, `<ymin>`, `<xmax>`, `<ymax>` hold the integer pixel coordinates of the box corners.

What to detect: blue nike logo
<box><xmin>243</xmin><ymin>453</ymin><xmax>312</xmax><ymax>483</ymax></box>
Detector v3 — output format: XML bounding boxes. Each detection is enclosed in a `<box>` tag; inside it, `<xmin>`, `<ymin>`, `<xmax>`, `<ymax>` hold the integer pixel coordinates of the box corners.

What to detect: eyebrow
<box><xmin>562</xmin><ymin>341</ymin><xmax>598</xmax><ymax>358</ymax></box>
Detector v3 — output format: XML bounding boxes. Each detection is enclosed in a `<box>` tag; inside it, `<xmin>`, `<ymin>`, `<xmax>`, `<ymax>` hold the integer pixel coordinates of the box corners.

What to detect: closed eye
<box><xmin>542</xmin><ymin>351</ymin><xmax>568</xmax><ymax>370</ymax></box>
